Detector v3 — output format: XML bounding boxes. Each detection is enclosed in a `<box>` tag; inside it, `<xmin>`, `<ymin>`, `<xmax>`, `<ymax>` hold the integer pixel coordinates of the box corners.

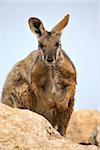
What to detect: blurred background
<box><xmin>0</xmin><ymin>0</ymin><xmax>100</xmax><ymax>110</ymax></box>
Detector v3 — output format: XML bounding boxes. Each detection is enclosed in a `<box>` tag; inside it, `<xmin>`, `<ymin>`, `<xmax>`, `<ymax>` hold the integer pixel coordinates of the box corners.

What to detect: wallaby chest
<box><xmin>31</xmin><ymin>58</ymin><xmax>68</xmax><ymax>102</ymax></box>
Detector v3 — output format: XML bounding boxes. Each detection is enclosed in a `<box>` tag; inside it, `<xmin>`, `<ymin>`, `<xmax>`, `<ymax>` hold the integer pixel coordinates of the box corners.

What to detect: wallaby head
<box><xmin>28</xmin><ymin>15</ymin><xmax>69</xmax><ymax>63</ymax></box>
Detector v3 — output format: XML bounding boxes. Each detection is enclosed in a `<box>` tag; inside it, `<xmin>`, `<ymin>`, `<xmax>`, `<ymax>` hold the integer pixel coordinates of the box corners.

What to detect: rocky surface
<box><xmin>66</xmin><ymin>109</ymin><xmax>100</xmax><ymax>146</ymax></box>
<box><xmin>96</xmin><ymin>126</ymin><xmax>100</xmax><ymax>147</ymax></box>
<box><xmin>89</xmin><ymin>125</ymin><xmax>100</xmax><ymax>147</ymax></box>
<box><xmin>0</xmin><ymin>103</ymin><xmax>99</xmax><ymax>150</ymax></box>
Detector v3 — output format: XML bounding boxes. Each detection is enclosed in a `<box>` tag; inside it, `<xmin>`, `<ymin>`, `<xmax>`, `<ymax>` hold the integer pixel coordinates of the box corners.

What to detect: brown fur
<box><xmin>1</xmin><ymin>15</ymin><xmax>77</xmax><ymax>136</ymax></box>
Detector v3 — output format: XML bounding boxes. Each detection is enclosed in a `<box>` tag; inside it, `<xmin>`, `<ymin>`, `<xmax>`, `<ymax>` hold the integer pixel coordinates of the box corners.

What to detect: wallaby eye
<box><xmin>39</xmin><ymin>43</ymin><xmax>44</xmax><ymax>49</ymax></box>
<box><xmin>61</xmin><ymin>84</ymin><xmax>67</xmax><ymax>89</ymax></box>
<box><xmin>55</xmin><ymin>42</ymin><xmax>59</xmax><ymax>47</ymax></box>
<box><xmin>58</xmin><ymin>82</ymin><xmax>68</xmax><ymax>90</ymax></box>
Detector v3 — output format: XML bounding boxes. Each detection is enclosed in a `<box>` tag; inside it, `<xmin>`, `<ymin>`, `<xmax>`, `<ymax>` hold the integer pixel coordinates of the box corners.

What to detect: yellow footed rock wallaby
<box><xmin>1</xmin><ymin>15</ymin><xmax>77</xmax><ymax>136</ymax></box>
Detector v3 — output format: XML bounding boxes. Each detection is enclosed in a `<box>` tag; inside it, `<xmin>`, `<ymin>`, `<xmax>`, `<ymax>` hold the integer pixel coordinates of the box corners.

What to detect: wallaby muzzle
<box><xmin>39</xmin><ymin>47</ymin><xmax>60</xmax><ymax>63</ymax></box>
<box><xmin>39</xmin><ymin>49</ymin><xmax>54</xmax><ymax>62</ymax></box>
<box><xmin>46</xmin><ymin>54</ymin><xmax>53</xmax><ymax>62</ymax></box>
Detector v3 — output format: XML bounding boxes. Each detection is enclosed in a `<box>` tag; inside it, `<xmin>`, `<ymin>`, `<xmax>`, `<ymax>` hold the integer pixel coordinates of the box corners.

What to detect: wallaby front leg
<box><xmin>31</xmin><ymin>80</ymin><xmax>44</xmax><ymax>99</ymax></box>
<box><xmin>57</xmin><ymin>81</ymin><xmax>76</xmax><ymax>112</ymax></box>
<box><xmin>57</xmin><ymin>96</ymin><xmax>74</xmax><ymax>136</ymax></box>
<box><xmin>32</xmin><ymin>81</ymin><xmax>55</xmax><ymax>108</ymax></box>
<box><xmin>31</xmin><ymin>60</ymin><xmax>48</xmax><ymax>99</ymax></box>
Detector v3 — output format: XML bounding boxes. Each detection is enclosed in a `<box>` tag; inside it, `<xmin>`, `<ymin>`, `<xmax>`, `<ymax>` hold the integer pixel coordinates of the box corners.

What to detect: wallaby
<box><xmin>1</xmin><ymin>15</ymin><xmax>77</xmax><ymax>136</ymax></box>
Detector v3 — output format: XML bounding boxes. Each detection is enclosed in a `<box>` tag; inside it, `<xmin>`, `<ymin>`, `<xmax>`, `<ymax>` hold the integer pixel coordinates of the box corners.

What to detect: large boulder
<box><xmin>0</xmin><ymin>103</ymin><xmax>99</xmax><ymax>150</ymax></box>
<box><xmin>66</xmin><ymin>109</ymin><xmax>100</xmax><ymax>145</ymax></box>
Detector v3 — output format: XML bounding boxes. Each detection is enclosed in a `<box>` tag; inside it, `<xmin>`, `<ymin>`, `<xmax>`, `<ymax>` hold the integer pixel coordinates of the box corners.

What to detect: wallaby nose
<box><xmin>47</xmin><ymin>55</ymin><xmax>53</xmax><ymax>62</ymax></box>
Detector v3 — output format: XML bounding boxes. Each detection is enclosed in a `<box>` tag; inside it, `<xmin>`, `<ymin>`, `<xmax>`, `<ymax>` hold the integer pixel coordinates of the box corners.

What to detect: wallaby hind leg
<box><xmin>2</xmin><ymin>81</ymin><xmax>36</xmax><ymax>110</ymax></box>
<box><xmin>57</xmin><ymin>96</ymin><xmax>74</xmax><ymax>136</ymax></box>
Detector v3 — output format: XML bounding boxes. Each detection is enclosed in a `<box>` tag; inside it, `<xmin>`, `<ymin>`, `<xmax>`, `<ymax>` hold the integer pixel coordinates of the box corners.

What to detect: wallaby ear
<box><xmin>51</xmin><ymin>14</ymin><xmax>69</xmax><ymax>34</ymax></box>
<box><xmin>28</xmin><ymin>17</ymin><xmax>46</xmax><ymax>38</ymax></box>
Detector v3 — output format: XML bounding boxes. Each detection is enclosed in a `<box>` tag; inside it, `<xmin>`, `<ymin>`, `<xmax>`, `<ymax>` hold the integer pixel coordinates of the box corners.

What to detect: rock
<box><xmin>96</xmin><ymin>126</ymin><xmax>100</xmax><ymax>147</ymax></box>
<box><xmin>0</xmin><ymin>103</ymin><xmax>99</xmax><ymax>150</ymax></box>
<box><xmin>89</xmin><ymin>125</ymin><xmax>100</xmax><ymax>147</ymax></box>
<box><xmin>66</xmin><ymin>110</ymin><xmax>100</xmax><ymax>145</ymax></box>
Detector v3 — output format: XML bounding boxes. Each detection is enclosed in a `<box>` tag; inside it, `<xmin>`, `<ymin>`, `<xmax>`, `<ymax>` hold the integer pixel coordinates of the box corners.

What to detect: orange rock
<box><xmin>0</xmin><ymin>104</ymin><xmax>99</xmax><ymax>150</ymax></box>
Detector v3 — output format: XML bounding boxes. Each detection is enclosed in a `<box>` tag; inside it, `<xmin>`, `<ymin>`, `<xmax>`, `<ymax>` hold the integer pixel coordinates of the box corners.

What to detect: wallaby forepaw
<box><xmin>57</xmin><ymin>101</ymin><xmax>68</xmax><ymax>112</ymax></box>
